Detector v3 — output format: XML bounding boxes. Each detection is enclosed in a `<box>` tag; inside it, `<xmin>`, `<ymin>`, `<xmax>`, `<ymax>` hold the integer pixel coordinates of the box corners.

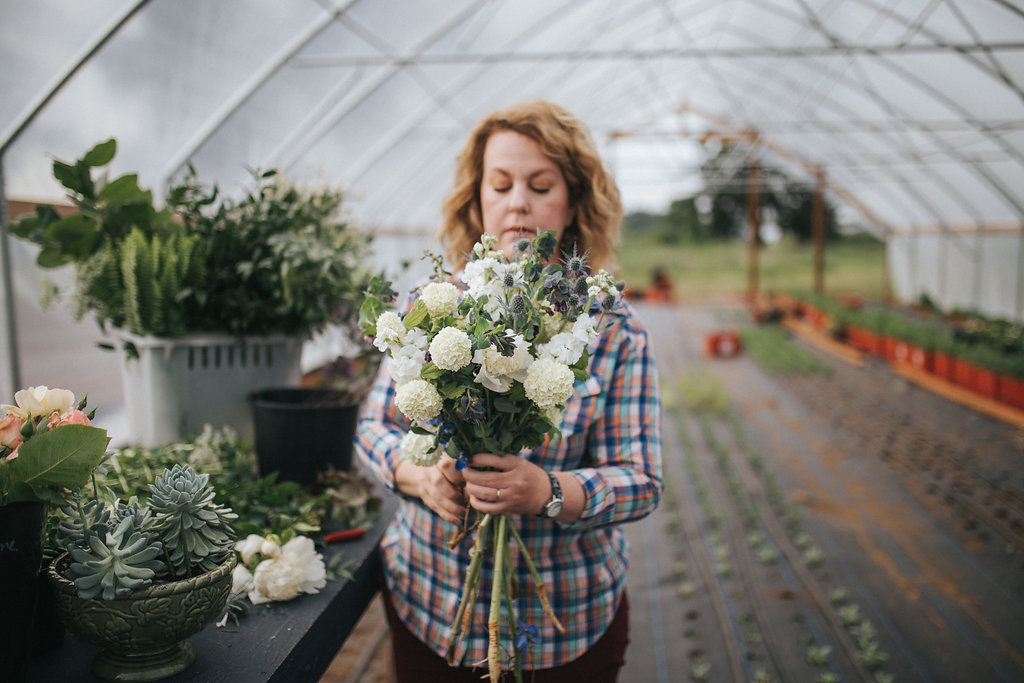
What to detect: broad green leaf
<box><xmin>47</xmin><ymin>214</ymin><xmax>99</xmax><ymax>258</ymax></box>
<box><xmin>420</xmin><ymin>362</ymin><xmax>443</xmax><ymax>381</ymax></box>
<box><xmin>403</xmin><ymin>298</ymin><xmax>428</xmax><ymax>330</ymax></box>
<box><xmin>99</xmin><ymin>174</ymin><xmax>148</xmax><ymax>204</ymax></box>
<box><xmin>9</xmin><ymin>424</ymin><xmax>110</xmax><ymax>496</ymax></box>
<box><xmin>82</xmin><ymin>139</ymin><xmax>117</xmax><ymax>167</ymax></box>
<box><xmin>52</xmin><ymin>160</ymin><xmax>80</xmax><ymax>192</ymax></box>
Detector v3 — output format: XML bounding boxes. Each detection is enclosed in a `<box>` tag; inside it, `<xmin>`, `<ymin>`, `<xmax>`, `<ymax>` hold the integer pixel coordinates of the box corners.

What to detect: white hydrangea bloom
<box><xmin>421</xmin><ymin>282</ymin><xmax>460</xmax><ymax>318</ymax></box>
<box><xmin>472</xmin><ymin>333</ymin><xmax>533</xmax><ymax>393</ymax></box>
<box><xmin>395</xmin><ymin>379</ymin><xmax>443</xmax><ymax>421</ymax></box>
<box><xmin>373</xmin><ymin>311</ymin><xmax>405</xmax><ymax>352</ymax></box>
<box><xmin>429</xmin><ymin>326</ymin><xmax>472</xmax><ymax>371</ymax></box>
<box><xmin>541</xmin><ymin>405</ymin><xmax>564</xmax><ymax>429</ymax></box>
<box><xmin>524</xmin><ymin>359</ymin><xmax>575</xmax><ymax>409</ymax></box>
<box><xmin>400</xmin><ymin>431</ymin><xmax>442</xmax><ymax>466</ymax></box>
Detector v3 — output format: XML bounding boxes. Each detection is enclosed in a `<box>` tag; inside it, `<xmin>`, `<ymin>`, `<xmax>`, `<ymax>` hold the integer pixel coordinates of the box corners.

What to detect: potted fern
<box><xmin>9</xmin><ymin>139</ymin><xmax>374</xmax><ymax>445</ymax></box>
<box><xmin>47</xmin><ymin>463</ymin><xmax>237</xmax><ymax>681</ymax></box>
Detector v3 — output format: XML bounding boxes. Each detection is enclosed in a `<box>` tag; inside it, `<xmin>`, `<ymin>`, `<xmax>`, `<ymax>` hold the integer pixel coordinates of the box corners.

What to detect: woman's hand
<box><xmin>394</xmin><ymin>457</ymin><xmax>467</xmax><ymax>526</ymax></box>
<box><xmin>460</xmin><ymin>453</ymin><xmax>550</xmax><ymax>516</ymax></box>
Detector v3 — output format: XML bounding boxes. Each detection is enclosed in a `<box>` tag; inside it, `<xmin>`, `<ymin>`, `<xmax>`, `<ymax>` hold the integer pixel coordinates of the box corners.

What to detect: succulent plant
<box><xmin>65</xmin><ymin>516</ymin><xmax>164</xmax><ymax>599</ymax></box>
<box><xmin>148</xmin><ymin>464</ymin><xmax>237</xmax><ymax>578</ymax></box>
<box><xmin>55</xmin><ymin>463</ymin><xmax>237</xmax><ymax>598</ymax></box>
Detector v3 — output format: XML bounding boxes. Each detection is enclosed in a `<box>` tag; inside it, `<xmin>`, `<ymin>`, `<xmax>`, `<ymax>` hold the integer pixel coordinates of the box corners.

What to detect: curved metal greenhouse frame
<box><xmin>1</xmin><ymin>0</ymin><xmax>1023</xmax><ymax>401</ymax></box>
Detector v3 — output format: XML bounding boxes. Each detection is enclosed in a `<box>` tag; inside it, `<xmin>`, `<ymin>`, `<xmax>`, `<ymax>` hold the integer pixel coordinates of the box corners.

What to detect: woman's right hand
<box><xmin>394</xmin><ymin>458</ymin><xmax>467</xmax><ymax>526</ymax></box>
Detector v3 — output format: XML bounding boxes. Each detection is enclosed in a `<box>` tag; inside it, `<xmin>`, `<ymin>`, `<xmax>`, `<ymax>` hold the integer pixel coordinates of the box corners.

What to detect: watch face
<box><xmin>546</xmin><ymin>500</ymin><xmax>563</xmax><ymax>518</ymax></box>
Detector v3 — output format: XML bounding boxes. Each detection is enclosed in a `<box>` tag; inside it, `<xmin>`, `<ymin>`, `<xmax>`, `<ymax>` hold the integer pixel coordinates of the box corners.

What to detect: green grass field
<box><xmin>616</xmin><ymin>232</ymin><xmax>887</xmax><ymax>302</ymax></box>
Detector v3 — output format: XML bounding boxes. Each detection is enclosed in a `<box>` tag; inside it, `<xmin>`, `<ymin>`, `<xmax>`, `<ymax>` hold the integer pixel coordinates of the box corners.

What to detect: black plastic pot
<box><xmin>251</xmin><ymin>388</ymin><xmax>361</xmax><ymax>485</ymax></box>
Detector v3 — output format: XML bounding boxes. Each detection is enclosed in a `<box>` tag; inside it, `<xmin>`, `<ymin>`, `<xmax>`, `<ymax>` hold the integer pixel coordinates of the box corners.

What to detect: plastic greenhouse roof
<box><xmin>3</xmin><ymin>0</ymin><xmax>1023</xmax><ymax>241</ymax></box>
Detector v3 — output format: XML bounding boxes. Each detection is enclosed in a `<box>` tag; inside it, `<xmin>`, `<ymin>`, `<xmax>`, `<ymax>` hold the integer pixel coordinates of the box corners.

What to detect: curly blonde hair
<box><xmin>440</xmin><ymin>100</ymin><xmax>622</xmax><ymax>272</ymax></box>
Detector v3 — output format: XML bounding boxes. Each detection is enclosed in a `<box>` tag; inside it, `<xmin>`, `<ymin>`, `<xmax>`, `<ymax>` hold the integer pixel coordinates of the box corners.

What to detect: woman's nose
<box><xmin>508</xmin><ymin>184</ymin><xmax>529</xmax><ymax>213</ymax></box>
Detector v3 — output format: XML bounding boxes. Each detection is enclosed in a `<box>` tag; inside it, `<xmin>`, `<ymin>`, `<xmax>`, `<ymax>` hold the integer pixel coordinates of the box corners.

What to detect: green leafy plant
<box><xmin>55</xmin><ymin>463</ymin><xmax>237</xmax><ymax>599</ymax></box>
<box><xmin>10</xmin><ymin>139</ymin><xmax>374</xmax><ymax>342</ymax></box>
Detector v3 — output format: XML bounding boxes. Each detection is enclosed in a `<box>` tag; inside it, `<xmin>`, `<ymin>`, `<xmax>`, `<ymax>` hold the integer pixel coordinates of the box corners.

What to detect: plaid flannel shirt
<box><xmin>354</xmin><ymin>299</ymin><xmax>663</xmax><ymax>670</ymax></box>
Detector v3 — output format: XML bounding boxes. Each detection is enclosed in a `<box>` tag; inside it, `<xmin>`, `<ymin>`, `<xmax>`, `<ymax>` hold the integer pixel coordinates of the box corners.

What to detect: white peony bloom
<box><xmin>231</xmin><ymin>564</ymin><xmax>254</xmax><ymax>594</ymax></box>
<box><xmin>250</xmin><ymin>554</ymin><xmax>304</xmax><ymax>604</ymax></box>
<box><xmin>429</xmin><ymin>327</ymin><xmax>473</xmax><ymax>371</ymax></box>
<box><xmin>236</xmin><ymin>534</ymin><xmax>266</xmax><ymax>564</ymax></box>
<box><xmin>260</xmin><ymin>537</ymin><xmax>282</xmax><ymax>557</ymax></box>
<box><xmin>248</xmin><ymin>536</ymin><xmax>326</xmax><ymax>605</ymax></box>
<box><xmin>538</xmin><ymin>332</ymin><xmax>585</xmax><ymax>365</ymax></box>
<box><xmin>400</xmin><ymin>431</ymin><xmax>442</xmax><ymax>466</ymax></box>
<box><xmin>421</xmin><ymin>282</ymin><xmax>460</xmax><ymax>318</ymax></box>
<box><xmin>395</xmin><ymin>379</ymin><xmax>443</xmax><ymax>422</ymax></box>
<box><xmin>524</xmin><ymin>359</ymin><xmax>575</xmax><ymax>409</ymax></box>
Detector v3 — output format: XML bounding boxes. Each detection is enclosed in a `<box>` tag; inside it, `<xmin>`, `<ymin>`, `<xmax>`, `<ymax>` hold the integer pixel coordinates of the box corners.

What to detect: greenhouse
<box><xmin>3</xmin><ymin>2</ymin><xmax>1023</xmax><ymax>682</ymax></box>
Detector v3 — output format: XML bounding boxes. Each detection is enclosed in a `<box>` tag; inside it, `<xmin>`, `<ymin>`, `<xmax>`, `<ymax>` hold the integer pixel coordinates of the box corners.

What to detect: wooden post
<box><xmin>746</xmin><ymin>155</ymin><xmax>761</xmax><ymax>303</ymax></box>
<box><xmin>812</xmin><ymin>166</ymin><xmax>825</xmax><ymax>295</ymax></box>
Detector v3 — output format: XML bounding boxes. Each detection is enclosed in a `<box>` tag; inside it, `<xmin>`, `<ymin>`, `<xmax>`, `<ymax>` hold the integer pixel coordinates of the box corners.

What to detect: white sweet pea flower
<box><xmin>388</xmin><ymin>345</ymin><xmax>426</xmax><ymax>387</ymax></box>
<box><xmin>429</xmin><ymin>327</ymin><xmax>473</xmax><ymax>371</ymax></box>
<box><xmin>538</xmin><ymin>332</ymin><xmax>585</xmax><ymax>365</ymax></box>
<box><xmin>373</xmin><ymin>311</ymin><xmax>405</xmax><ymax>352</ymax></box>
<box><xmin>421</xmin><ymin>282</ymin><xmax>460</xmax><ymax>318</ymax></box>
<box><xmin>572</xmin><ymin>314</ymin><xmax>600</xmax><ymax>345</ymax></box>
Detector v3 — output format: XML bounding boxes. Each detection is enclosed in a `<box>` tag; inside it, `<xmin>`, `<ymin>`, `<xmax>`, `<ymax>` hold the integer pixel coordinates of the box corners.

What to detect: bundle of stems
<box><xmin>446</xmin><ymin>512</ymin><xmax>565</xmax><ymax>682</ymax></box>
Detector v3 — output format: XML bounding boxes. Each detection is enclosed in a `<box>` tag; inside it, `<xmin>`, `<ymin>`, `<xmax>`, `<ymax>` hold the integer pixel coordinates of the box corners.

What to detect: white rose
<box><xmin>421</xmin><ymin>282</ymin><xmax>460</xmax><ymax>318</ymax></box>
<box><xmin>2</xmin><ymin>385</ymin><xmax>76</xmax><ymax>420</ymax></box>
<box><xmin>429</xmin><ymin>327</ymin><xmax>473</xmax><ymax>371</ymax></box>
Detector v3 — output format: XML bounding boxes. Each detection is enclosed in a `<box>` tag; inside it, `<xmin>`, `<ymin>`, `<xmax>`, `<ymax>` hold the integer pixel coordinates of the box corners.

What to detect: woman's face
<box><xmin>479</xmin><ymin>130</ymin><xmax>574</xmax><ymax>258</ymax></box>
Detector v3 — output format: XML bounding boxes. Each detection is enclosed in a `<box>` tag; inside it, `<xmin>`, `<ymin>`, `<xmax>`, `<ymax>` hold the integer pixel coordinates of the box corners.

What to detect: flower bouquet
<box><xmin>0</xmin><ymin>386</ymin><xmax>110</xmax><ymax>506</ymax></box>
<box><xmin>360</xmin><ymin>231</ymin><xmax>622</xmax><ymax>681</ymax></box>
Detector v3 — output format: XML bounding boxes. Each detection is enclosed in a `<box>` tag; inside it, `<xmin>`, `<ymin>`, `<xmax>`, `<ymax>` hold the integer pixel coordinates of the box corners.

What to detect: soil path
<box><xmin>323</xmin><ymin>301</ymin><xmax>1024</xmax><ymax>682</ymax></box>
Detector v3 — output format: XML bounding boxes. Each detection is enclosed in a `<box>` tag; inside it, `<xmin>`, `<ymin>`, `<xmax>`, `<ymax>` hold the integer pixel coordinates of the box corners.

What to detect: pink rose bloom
<box><xmin>0</xmin><ymin>413</ymin><xmax>24</xmax><ymax>450</ymax></box>
<box><xmin>48</xmin><ymin>409</ymin><xmax>92</xmax><ymax>430</ymax></box>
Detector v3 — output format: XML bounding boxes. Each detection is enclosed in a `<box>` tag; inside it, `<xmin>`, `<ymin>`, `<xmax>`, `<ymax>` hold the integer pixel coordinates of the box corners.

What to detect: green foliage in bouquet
<box><xmin>56</xmin><ymin>463</ymin><xmax>237</xmax><ymax>599</ymax></box>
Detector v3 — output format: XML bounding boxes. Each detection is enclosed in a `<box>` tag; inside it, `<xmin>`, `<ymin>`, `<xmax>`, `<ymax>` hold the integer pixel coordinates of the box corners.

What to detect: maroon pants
<box><xmin>383</xmin><ymin>586</ymin><xmax>630</xmax><ymax>682</ymax></box>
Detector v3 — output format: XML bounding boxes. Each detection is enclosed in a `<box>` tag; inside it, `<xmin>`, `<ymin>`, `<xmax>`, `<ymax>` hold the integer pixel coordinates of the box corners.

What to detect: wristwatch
<box><xmin>539</xmin><ymin>472</ymin><xmax>564</xmax><ymax>518</ymax></box>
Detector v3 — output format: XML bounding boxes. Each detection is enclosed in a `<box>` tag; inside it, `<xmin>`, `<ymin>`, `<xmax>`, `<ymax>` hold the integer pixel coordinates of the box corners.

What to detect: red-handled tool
<box><xmin>324</xmin><ymin>528</ymin><xmax>367</xmax><ymax>543</ymax></box>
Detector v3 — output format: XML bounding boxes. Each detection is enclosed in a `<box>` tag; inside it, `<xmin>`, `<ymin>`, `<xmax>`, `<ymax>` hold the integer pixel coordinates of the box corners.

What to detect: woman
<box><xmin>355</xmin><ymin>100</ymin><xmax>662</xmax><ymax>682</ymax></box>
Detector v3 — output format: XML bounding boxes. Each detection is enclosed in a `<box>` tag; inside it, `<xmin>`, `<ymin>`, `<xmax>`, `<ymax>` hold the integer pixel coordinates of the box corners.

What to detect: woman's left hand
<box><xmin>461</xmin><ymin>453</ymin><xmax>549</xmax><ymax>516</ymax></box>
